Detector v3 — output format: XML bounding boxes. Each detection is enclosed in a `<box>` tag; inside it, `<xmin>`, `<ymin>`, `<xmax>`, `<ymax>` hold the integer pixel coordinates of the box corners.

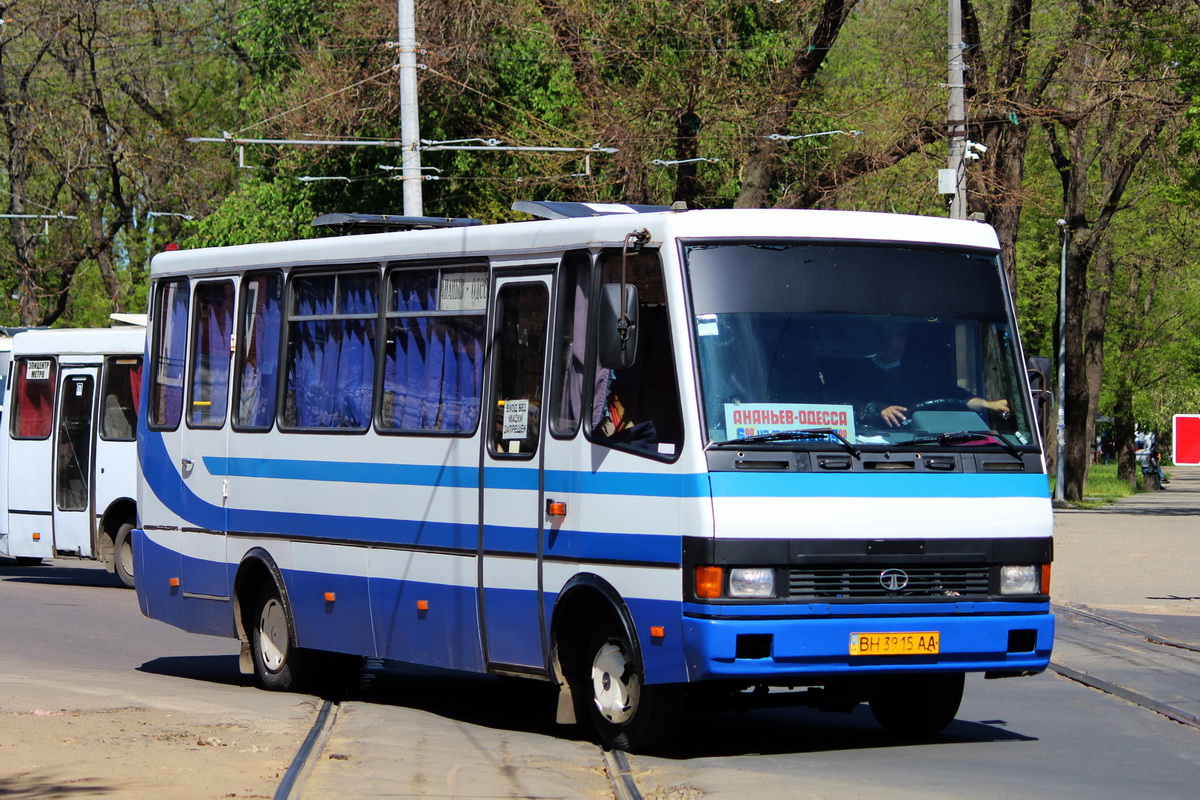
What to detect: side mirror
<box><xmin>1026</xmin><ymin>355</ymin><xmax>1053</xmax><ymax>440</ymax></box>
<box><xmin>597</xmin><ymin>283</ymin><xmax>639</xmax><ymax>369</ymax></box>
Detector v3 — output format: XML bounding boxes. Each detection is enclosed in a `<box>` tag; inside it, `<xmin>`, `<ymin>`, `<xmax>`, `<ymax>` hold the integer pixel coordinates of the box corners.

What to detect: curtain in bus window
<box><xmin>384</xmin><ymin>314</ymin><xmax>484</xmax><ymax>432</ymax></box>
<box><xmin>285</xmin><ymin>274</ymin><xmax>377</xmax><ymax>428</ymax></box>
<box><xmin>129</xmin><ymin>361</ymin><xmax>142</xmax><ymax>415</ymax></box>
<box><xmin>152</xmin><ymin>280</ymin><xmax>189</xmax><ymax>427</ymax></box>
<box><xmin>12</xmin><ymin>358</ymin><xmax>57</xmax><ymax>439</ymax></box>
<box><xmin>236</xmin><ymin>274</ymin><xmax>282</xmax><ymax>428</ymax></box>
<box><xmin>189</xmin><ymin>281</ymin><xmax>235</xmax><ymax>427</ymax></box>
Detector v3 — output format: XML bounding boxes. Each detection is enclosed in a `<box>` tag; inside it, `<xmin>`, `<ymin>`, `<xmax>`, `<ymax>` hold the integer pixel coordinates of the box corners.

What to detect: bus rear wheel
<box><xmin>582</xmin><ymin>629</ymin><xmax>679</xmax><ymax>753</ymax></box>
<box><xmin>868</xmin><ymin>672</ymin><xmax>964</xmax><ymax>736</ymax></box>
<box><xmin>114</xmin><ymin>522</ymin><xmax>136</xmax><ymax>589</ymax></box>
<box><xmin>251</xmin><ymin>584</ymin><xmax>307</xmax><ymax>691</ymax></box>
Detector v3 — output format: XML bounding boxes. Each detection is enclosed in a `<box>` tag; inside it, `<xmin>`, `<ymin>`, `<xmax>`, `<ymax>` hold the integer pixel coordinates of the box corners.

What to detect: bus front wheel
<box><xmin>583</xmin><ymin>629</ymin><xmax>678</xmax><ymax>752</ymax></box>
<box><xmin>868</xmin><ymin>672</ymin><xmax>964</xmax><ymax>736</ymax></box>
<box><xmin>251</xmin><ymin>584</ymin><xmax>306</xmax><ymax>691</ymax></box>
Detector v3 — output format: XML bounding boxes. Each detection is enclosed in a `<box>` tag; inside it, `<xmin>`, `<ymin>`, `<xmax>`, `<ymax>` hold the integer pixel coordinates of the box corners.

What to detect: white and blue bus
<box><xmin>134</xmin><ymin>203</ymin><xmax>1053</xmax><ymax>751</ymax></box>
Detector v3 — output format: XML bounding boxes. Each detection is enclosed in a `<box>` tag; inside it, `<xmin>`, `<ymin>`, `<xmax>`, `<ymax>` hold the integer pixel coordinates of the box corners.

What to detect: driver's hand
<box><xmin>969</xmin><ymin>397</ymin><xmax>1011</xmax><ymax>416</ymax></box>
<box><xmin>881</xmin><ymin>405</ymin><xmax>908</xmax><ymax>427</ymax></box>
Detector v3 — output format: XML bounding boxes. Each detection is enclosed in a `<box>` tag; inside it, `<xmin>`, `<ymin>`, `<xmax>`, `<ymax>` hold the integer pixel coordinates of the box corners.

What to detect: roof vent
<box><xmin>311</xmin><ymin>213</ymin><xmax>482</xmax><ymax>234</ymax></box>
<box><xmin>512</xmin><ymin>200</ymin><xmax>671</xmax><ymax>220</ymax></box>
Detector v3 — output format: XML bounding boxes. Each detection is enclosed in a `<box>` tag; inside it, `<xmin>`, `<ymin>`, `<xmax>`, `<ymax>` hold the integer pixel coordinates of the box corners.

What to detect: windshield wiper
<box><xmin>893</xmin><ymin>431</ymin><xmax>1022</xmax><ymax>459</ymax></box>
<box><xmin>711</xmin><ymin>427</ymin><xmax>861</xmax><ymax>459</ymax></box>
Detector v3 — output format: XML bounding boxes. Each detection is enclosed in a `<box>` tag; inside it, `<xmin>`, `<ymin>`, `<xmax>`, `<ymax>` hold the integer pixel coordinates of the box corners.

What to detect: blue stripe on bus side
<box><xmin>203</xmin><ymin>456</ymin><xmax>712</xmax><ymax>497</ymax></box>
<box><xmin>142</xmin><ymin>430</ymin><xmax>683</xmax><ymax>561</ymax></box>
<box><xmin>709</xmin><ymin>471</ymin><xmax>1051</xmax><ymax>498</ymax></box>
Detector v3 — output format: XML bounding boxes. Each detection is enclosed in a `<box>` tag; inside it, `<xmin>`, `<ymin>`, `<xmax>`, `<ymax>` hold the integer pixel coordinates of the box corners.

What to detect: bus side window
<box><xmin>11</xmin><ymin>357</ymin><xmax>57</xmax><ymax>439</ymax></box>
<box><xmin>100</xmin><ymin>356</ymin><xmax>142</xmax><ymax>441</ymax></box>
<box><xmin>549</xmin><ymin>250</ymin><xmax>591</xmax><ymax>437</ymax></box>
<box><xmin>188</xmin><ymin>280</ymin><xmax>236</xmax><ymax>428</ymax></box>
<box><xmin>233</xmin><ymin>272</ymin><xmax>283</xmax><ymax>430</ymax></box>
<box><xmin>490</xmin><ymin>282</ymin><xmax>549</xmax><ymax>457</ymax></box>
<box><xmin>150</xmin><ymin>279</ymin><xmax>189</xmax><ymax>429</ymax></box>
<box><xmin>591</xmin><ymin>251</ymin><xmax>683</xmax><ymax>459</ymax></box>
<box><xmin>381</xmin><ymin>267</ymin><xmax>486</xmax><ymax>433</ymax></box>
<box><xmin>282</xmin><ymin>270</ymin><xmax>379</xmax><ymax>430</ymax></box>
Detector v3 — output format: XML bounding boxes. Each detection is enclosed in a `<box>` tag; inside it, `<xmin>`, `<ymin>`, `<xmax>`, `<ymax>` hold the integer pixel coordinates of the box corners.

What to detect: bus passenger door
<box><xmin>480</xmin><ymin>274</ymin><xmax>551</xmax><ymax>673</ymax></box>
<box><xmin>177</xmin><ymin>278</ymin><xmax>236</xmax><ymax>600</ymax></box>
<box><xmin>52</xmin><ymin>368</ymin><xmax>100</xmax><ymax>558</ymax></box>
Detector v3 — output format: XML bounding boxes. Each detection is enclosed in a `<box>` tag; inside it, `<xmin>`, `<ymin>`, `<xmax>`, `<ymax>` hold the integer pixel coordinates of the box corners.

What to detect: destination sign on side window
<box><xmin>439</xmin><ymin>272</ymin><xmax>488</xmax><ymax>312</ymax></box>
<box><xmin>25</xmin><ymin>360</ymin><xmax>52</xmax><ymax>380</ymax></box>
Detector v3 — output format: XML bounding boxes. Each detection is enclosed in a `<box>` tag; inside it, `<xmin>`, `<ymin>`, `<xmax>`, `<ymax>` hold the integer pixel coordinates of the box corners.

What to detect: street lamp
<box><xmin>1054</xmin><ymin>219</ymin><xmax>1069</xmax><ymax>502</ymax></box>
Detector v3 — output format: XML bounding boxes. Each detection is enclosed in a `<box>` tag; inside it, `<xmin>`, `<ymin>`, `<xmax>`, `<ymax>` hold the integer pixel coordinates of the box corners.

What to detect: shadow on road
<box><xmin>137</xmin><ymin>654</ymin><xmax>253</xmax><ymax>688</ymax></box>
<box><xmin>344</xmin><ymin>663</ymin><xmax>1035</xmax><ymax>758</ymax></box>
<box><xmin>0</xmin><ymin>558</ymin><xmax>126</xmax><ymax>589</ymax></box>
<box><xmin>0</xmin><ymin>772</ymin><xmax>114</xmax><ymax>799</ymax></box>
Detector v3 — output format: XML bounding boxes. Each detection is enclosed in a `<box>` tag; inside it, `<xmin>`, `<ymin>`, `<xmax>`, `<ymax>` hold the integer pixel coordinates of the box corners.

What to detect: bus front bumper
<box><xmin>681</xmin><ymin>604</ymin><xmax>1054</xmax><ymax>681</ymax></box>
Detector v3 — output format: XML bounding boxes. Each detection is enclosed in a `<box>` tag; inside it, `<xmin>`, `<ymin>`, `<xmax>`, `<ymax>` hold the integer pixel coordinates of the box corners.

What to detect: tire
<box><xmin>868</xmin><ymin>672</ymin><xmax>965</xmax><ymax>736</ymax></box>
<box><xmin>250</xmin><ymin>583</ymin><xmax>307</xmax><ymax>691</ymax></box>
<box><xmin>581</xmin><ymin>629</ymin><xmax>679</xmax><ymax>753</ymax></box>
<box><xmin>114</xmin><ymin>522</ymin><xmax>136</xmax><ymax>589</ymax></box>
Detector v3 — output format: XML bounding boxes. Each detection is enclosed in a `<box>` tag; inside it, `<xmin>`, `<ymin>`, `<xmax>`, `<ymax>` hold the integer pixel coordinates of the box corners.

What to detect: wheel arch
<box><xmin>550</xmin><ymin>573</ymin><xmax>643</xmax><ymax>685</ymax></box>
<box><xmin>233</xmin><ymin>549</ymin><xmax>294</xmax><ymax>652</ymax></box>
<box><xmin>96</xmin><ymin>497</ymin><xmax>137</xmax><ymax>569</ymax></box>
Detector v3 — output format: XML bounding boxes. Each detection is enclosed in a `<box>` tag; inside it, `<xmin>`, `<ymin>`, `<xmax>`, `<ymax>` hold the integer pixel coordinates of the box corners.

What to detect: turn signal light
<box><xmin>1041</xmin><ymin>564</ymin><xmax>1052</xmax><ymax>595</ymax></box>
<box><xmin>695</xmin><ymin>566</ymin><xmax>723</xmax><ymax>598</ymax></box>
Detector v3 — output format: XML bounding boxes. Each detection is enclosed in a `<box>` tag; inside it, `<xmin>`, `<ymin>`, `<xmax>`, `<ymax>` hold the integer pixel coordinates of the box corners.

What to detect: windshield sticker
<box><xmin>725</xmin><ymin>403</ymin><xmax>856</xmax><ymax>442</ymax></box>
<box><xmin>696</xmin><ymin>314</ymin><xmax>719</xmax><ymax>337</ymax></box>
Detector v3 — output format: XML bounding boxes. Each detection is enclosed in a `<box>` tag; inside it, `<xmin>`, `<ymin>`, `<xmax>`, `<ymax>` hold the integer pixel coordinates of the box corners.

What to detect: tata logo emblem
<box><xmin>879</xmin><ymin>569</ymin><xmax>909</xmax><ymax>592</ymax></box>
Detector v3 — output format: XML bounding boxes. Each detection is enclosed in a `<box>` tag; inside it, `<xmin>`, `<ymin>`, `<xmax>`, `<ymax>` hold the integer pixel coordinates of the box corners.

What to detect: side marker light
<box><xmin>324</xmin><ymin>592</ymin><xmax>336</xmax><ymax>602</ymax></box>
<box><xmin>169</xmin><ymin>577</ymin><xmax>180</xmax><ymax>587</ymax></box>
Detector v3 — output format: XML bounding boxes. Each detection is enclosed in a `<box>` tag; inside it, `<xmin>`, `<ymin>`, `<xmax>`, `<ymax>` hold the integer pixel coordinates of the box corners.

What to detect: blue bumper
<box><xmin>682</xmin><ymin>603</ymin><xmax>1054</xmax><ymax>681</ymax></box>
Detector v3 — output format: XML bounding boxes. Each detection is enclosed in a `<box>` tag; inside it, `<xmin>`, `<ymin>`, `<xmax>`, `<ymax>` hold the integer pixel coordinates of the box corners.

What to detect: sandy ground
<box><xmin>0</xmin><ymin>683</ymin><xmax>314</xmax><ymax>799</ymax></box>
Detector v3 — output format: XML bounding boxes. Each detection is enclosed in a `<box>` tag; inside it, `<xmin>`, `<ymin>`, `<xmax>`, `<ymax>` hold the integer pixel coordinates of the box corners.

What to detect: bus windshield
<box><xmin>685</xmin><ymin>241</ymin><xmax>1037</xmax><ymax>449</ymax></box>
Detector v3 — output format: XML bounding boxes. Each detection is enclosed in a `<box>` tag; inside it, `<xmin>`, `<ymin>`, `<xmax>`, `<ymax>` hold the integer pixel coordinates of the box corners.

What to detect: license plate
<box><xmin>849</xmin><ymin>631</ymin><xmax>940</xmax><ymax>656</ymax></box>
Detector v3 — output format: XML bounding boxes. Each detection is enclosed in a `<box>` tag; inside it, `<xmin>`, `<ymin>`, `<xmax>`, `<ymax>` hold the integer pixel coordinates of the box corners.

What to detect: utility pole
<box><xmin>1054</xmin><ymin>219</ymin><xmax>1069</xmax><ymax>502</ymax></box>
<box><xmin>397</xmin><ymin>0</ymin><xmax>423</xmax><ymax>216</ymax></box>
<box><xmin>946</xmin><ymin>0</ymin><xmax>967</xmax><ymax>219</ymax></box>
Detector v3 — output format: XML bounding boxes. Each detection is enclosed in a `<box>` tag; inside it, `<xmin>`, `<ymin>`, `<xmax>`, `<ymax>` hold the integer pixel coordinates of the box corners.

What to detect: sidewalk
<box><xmin>1053</xmin><ymin>465</ymin><xmax>1200</xmax><ymax>627</ymax></box>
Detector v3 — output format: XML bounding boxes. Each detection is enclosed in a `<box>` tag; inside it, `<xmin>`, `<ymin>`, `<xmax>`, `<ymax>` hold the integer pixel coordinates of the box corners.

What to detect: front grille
<box><xmin>788</xmin><ymin>565</ymin><xmax>990</xmax><ymax>600</ymax></box>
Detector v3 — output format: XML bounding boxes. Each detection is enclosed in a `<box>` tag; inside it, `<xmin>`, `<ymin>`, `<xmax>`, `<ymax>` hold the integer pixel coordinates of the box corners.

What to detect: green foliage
<box><xmin>180</xmin><ymin>176</ymin><xmax>318</xmax><ymax>248</ymax></box>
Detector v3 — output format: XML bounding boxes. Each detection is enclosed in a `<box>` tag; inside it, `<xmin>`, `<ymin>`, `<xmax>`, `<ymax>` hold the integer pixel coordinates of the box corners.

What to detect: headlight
<box><xmin>729</xmin><ymin>567</ymin><xmax>775</xmax><ymax>598</ymax></box>
<box><xmin>999</xmin><ymin>565</ymin><xmax>1039</xmax><ymax>595</ymax></box>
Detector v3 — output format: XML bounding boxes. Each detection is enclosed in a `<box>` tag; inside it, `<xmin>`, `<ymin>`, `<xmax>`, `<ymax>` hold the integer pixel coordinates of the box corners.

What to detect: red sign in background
<box><xmin>1173</xmin><ymin>415</ymin><xmax>1200</xmax><ymax>465</ymax></box>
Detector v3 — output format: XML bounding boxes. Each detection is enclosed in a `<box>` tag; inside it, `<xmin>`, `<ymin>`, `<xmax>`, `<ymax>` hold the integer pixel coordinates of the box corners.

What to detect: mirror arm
<box><xmin>619</xmin><ymin>229</ymin><xmax>651</xmax><ymax>338</ymax></box>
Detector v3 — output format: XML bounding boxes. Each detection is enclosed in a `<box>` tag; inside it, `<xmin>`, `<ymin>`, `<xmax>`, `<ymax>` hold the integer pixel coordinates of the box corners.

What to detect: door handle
<box><xmin>181</xmin><ymin>458</ymin><xmax>194</xmax><ymax>476</ymax></box>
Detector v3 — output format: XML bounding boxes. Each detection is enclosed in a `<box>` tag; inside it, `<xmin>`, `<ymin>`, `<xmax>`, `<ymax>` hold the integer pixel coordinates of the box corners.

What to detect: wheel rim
<box><xmin>591</xmin><ymin>639</ymin><xmax>640</xmax><ymax>725</ymax></box>
<box><xmin>258</xmin><ymin>598</ymin><xmax>289</xmax><ymax>673</ymax></box>
<box><xmin>119</xmin><ymin>537</ymin><xmax>134</xmax><ymax>577</ymax></box>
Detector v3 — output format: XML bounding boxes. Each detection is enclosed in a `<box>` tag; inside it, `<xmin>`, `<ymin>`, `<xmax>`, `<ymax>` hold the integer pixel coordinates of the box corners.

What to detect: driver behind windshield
<box><xmin>844</xmin><ymin>321</ymin><xmax>1010</xmax><ymax>429</ymax></box>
